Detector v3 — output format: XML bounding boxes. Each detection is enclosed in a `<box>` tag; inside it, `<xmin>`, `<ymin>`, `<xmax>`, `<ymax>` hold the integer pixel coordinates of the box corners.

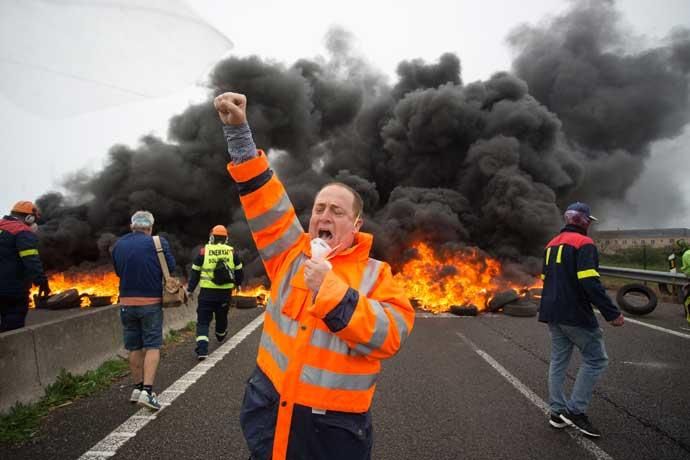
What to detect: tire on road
<box><xmin>45</xmin><ymin>289</ymin><xmax>81</xmax><ymax>310</ymax></box>
<box><xmin>503</xmin><ymin>299</ymin><xmax>538</xmax><ymax>317</ymax></box>
<box><xmin>449</xmin><ymin>304</ymin><xmax>478</xmax><ymax>316</ymax></box>
<box><xmin>487</xmin><ymin>289</ymin><xmax>520</xmax><ymax>312</ymax></box>
<box><xmin>616</xmin><ymin>283</ymin><xmax>658</xmax><ymax>316</ymax></box>
<box><xmin>233</xmin><ymin>295</ymin><xmax>258</xmax><ymax>309</ymax></box>
<box><xmin>527</xmin><ymin>288</ymin><xmax>543</xmax><ymax>300</ymax></box>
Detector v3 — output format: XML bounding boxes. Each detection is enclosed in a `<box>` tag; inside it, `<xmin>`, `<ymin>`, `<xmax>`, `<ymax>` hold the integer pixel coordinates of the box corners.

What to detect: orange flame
<box><xmin>30</xmin><ymin>271</ymin><xmax>119</xmax><ymax>308</ymax></box>
<box><xmin>240</xmin><ymin>285</ymin><xmax>270</xmax><ymax>306</ymax></box>
<box><xmin>394</xmin><ymin>242</ymin><xmax>541</xmax><ymax>314</ymax></box>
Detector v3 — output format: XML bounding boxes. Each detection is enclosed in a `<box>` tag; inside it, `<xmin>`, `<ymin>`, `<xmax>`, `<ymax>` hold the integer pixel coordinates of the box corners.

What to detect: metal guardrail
<box><xmin>599</xmin><ymin>265</ymin><xmax>689</xmax><ymax>286</ymax></box>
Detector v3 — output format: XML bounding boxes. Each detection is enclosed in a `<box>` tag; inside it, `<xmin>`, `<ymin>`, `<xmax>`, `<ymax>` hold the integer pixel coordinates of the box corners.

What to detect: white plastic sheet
<box><xmin>0</xmin><ymin>0</ymin><xmax>232</xmax><ymax>117</ymax></box>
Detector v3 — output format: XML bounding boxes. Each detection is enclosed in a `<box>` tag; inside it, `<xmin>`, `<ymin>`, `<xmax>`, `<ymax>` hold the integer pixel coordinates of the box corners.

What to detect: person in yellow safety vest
<box><xmin>215</xmin><ymin>92</ymin><xmax>415</xmax><ymax>460</ymax></box>
<box><xmin>677</xmin><ymin>240</ymin><xmax>690</xmax><ymax>325</ymax></box>
<box><xmin>186</xmin><ymin>225</ymin><xmax>243</xmax><ymax>360</ymax></box>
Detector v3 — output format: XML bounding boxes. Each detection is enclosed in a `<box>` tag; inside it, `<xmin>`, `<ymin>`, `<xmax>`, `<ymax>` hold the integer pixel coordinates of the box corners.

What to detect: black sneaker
<box><xmin>216</xmin><ymin>331</ymin><xmax>227</xmax><ymax>343</ymax></box>
<box><xmin>195</xmin><ymin>344</ymin><xmax>209</xmax><ymax>361</ymax></box>
<box><xmin>549</xmin><ymin>412</ymin><xmax>568</xmax><ymax>429</ymax></box>
<box><xmin>561</xmin><ymin>411</ymin><xmax>601</xmax><ymax>437</ymax></box>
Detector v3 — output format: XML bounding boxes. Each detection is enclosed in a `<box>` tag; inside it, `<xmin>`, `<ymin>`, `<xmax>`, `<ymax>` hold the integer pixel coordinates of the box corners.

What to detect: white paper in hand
<box><xmin>310</xmin><ymin>238</ymin><xmax>333</xmax><ymax>268</ymax></box>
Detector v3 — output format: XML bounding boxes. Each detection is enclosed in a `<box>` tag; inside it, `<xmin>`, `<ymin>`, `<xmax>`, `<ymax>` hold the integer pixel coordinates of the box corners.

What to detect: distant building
<box><xmin>593</xmin><ymin>228</ymin><xmax>690</xmax><ymax>254</ymax></box>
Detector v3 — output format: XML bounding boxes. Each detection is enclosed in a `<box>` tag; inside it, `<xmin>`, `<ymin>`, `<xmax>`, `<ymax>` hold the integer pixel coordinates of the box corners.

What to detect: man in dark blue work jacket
<box><xmin>0</xmin><ymin>200</ymin><xmax>50</xmax><ymax>332</ymax></box>
<box><xmin>539</xmin><ymin>202</ymin><xmax>624</xmax><ymax>438</ymax></box>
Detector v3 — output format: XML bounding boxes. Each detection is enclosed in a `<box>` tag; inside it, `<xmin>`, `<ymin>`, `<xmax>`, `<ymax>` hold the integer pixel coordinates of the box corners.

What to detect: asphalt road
<box><xmin>3</xmin><ymin>300</ymin><xmax>689</xmax><ymax>460</ymax></box>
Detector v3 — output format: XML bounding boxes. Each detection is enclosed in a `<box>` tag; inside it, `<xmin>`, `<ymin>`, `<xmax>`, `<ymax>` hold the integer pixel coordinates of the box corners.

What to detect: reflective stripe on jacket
<box><xmin>227</xmin><ymin>151</ymin><xmax>414</xmax><ymax>460</ymax></box>
<box><xmin>198</xmin><ymin>243</ymin><xmax>236</xmax><ymax>289</ymax></box>
<box><xmin>0</xmin><ymin>216</ymin><xmax>47</xmax><ymax>296</ymax></box>
<box><xmin>538</xmin><ymin>225</ymin><xmax>620</xmax><ymax>328</ymax></box>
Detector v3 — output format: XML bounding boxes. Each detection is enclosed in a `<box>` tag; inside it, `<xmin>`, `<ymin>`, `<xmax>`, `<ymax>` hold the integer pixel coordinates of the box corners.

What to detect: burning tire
<box><xmin>39</xmin><ymin>289</ymin><xmax>81</xmax><ymax>310</ymax></box>
<box><xmin>503</xmin><ymin>299</ymin><xmax>538</xmax><ymax>317</ymax></box>
<box><xmin>87</xmin><ymin>295</ymin><xmax>113</xmax><ymax>308</ymax></box>
<box><xmin>616</xmin><ymin>283</ymin><xmax>657</xmax><ymax>316</ymax></box>
<box><xmin>487</xmin><ymin>290</ymin><xmax>520</xmax><ymax>312</ymax></box>
<box><xmin>527</xmin><ymin>288</ymin><xmax>542</xmax><ymax>301</ymax></box>
<box><xmin>449</xmin><ymin>304</ymin><xmax>478</xmax><ymax>316</ymax></box>
<box><xmin>233</xmin><ymin>295</ymin><xmax>258</xmax><ymax>309</ymax></box>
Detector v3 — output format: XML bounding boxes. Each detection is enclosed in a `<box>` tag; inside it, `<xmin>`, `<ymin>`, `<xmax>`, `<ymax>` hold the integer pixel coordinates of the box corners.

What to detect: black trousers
<box><xmin>196</xmin><ymin>295</ymin><xmax>230</xmax><ymax>347</ymax></box>
<box><xmin>0</xmin><ymin>293</ymin><xmax>29</xmax><ymax>332</ymax></box>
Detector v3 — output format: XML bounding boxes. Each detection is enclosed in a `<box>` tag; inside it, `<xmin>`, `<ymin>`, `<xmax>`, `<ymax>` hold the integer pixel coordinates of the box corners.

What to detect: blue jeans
<box><xmin>120</xmin><ymin>304</ymin><xmax>163</xmax><ymax>350</ymax></box>
<box><xmin>548</xmin><ymin>323</ymin><xmax>609</xmax><ymax>415</ymax></box>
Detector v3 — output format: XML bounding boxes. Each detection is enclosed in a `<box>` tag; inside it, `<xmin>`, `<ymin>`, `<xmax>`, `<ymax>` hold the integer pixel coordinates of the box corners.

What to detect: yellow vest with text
<box><xmin>199</xmin><ymin>243</ymin><xmax>235</xmax><ymax>289</ymax></box>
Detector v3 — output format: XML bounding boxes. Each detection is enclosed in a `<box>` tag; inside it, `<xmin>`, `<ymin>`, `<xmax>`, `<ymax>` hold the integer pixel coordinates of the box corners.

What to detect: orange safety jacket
<box><xmin>227</xmin><ymin>151</ymin><xmax>415</xmax><ymax>460</ymax></box>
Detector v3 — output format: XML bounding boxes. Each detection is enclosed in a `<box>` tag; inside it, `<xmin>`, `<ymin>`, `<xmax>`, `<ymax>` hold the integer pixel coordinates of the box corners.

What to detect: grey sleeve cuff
<box><xmin>223</xmin><ymin>123</ymin><xmax>258</xmax><ymax>163</ymax></box>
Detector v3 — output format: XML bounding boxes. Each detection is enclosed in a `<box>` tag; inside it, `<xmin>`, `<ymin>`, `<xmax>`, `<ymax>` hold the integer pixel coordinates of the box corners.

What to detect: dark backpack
<box><xmin>212</xmin><ymin>259</ymin><xmax>234</xmax><ymax>285</ymax></box>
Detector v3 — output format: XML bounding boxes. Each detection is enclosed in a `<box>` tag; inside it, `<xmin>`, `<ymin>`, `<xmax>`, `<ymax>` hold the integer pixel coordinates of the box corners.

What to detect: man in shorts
<box><xmin>112</xmin><ymin>210</ymin><xmax>176</xmax><ymax>411</ymax></box>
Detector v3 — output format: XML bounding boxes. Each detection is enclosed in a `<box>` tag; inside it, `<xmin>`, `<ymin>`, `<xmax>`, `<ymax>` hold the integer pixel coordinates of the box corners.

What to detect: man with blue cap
<box><xmin>539</xmin><ymin>202</ymin><xmax>624</xmax><ymax>438</ymax></box>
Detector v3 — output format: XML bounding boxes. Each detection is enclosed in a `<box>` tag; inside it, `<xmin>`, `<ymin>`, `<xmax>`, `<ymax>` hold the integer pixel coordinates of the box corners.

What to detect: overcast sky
<box><xmin>1</xmin><ymin>0</ymin><xmax>689</xmax><ymax>229</ymax></box>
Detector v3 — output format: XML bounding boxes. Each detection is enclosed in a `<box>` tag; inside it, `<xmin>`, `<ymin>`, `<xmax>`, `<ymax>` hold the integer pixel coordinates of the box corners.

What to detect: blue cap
<box><xmin>566</xmin><ymin>202</ymin><xmax>597</xmax><ymax>221</ymax></box>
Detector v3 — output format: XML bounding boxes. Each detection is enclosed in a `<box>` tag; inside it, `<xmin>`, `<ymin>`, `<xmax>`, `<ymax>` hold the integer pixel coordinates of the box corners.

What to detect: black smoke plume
<box><xmin>35</xmin><ymin>1</ymin><xmax>689</xmax><ymax>285</ymax></box>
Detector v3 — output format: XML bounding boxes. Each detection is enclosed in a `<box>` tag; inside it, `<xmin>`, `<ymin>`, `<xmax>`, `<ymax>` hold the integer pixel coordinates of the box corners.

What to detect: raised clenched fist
<box><xmin>214</xmin><ymin>92</ymin><xmax>247</xmax><ymax>125</ymax></box>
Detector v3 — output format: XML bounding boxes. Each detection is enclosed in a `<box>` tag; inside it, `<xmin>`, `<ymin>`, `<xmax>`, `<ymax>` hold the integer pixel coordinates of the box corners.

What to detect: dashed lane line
<box><xmin>456</xmin><ymin>332</ymin><xmax>614</xmax><ymax>460</ymax></box>
<box><xmin>77</xmin><ymin>313</ymin><xmax>265</xmax><ymax>460</ymax></box>
<box><xmin>418</xmin><ymin>310</ymin><xmax>690</xmax><ymax>339</ymax></box>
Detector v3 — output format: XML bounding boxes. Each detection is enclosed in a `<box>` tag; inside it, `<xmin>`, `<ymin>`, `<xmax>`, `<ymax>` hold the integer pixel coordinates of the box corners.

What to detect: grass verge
<box><xmin>164</xmin><ymin>320</ymin><xmax>196</xmax><ymax>344</ymax></box>
<box><xmin>1</xmin><ymin>320</ymin><xmax>198</xmax><ymax>445</ymax></box>
<box><xmin>0</xmin><ymin>358</ymin><xmax>129</xmax><ymax>444</ymax></box>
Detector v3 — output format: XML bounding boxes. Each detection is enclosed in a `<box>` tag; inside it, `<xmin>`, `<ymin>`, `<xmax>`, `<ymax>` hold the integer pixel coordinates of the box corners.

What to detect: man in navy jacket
<box><xmin>112</xmin><ymin>210</ymin><xmax>175</xmax><ymax>411</ymax></box>
<box><xmin>0</xmin><ymin>200</ymin><xmax>50</xmax><ymax>331</ymax></box>
<box><xmin>539</xmin><ymin>202</ymin><xmax>624</xmax><ymax>438</ymax></box>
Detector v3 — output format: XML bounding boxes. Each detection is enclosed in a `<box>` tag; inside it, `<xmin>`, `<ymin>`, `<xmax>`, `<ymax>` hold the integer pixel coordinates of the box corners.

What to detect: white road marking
<box><xmin>618</xmin><ymin>316</ymin><xmax>690</xmax><ymax>339</ymax></box>
<box><xmin>621</xmin><ymin>361</ymin><xmax>673</xmax><ymax>369</ymax></box>
<box><xmin>81</xmin><ymin>451</ymin><xmax>115</xmax><ymax>458</ymax></box>
<box><xmin>78</xmin><ymin>313</ymin><xmax>264</xmax><ymax>460</ymax></box>
<box><xmin>456</xmin><ymin>332</ymin><xmax>614</xmax><ymax>460</ymax></box>
<box><xmin>594</xmin><ymin>310</ymin><xmax>690</xmax><ymax>339</ymax></box>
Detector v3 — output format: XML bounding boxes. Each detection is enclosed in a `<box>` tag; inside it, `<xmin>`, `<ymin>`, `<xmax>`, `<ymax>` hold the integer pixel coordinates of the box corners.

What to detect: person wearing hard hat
<box><xmin>676</xmin><ymin>240</ymin><xmax>690</xmax><ymax>325</ymax></box>
<box><xmin>186</xmin><ymin>225</ymin><xmax>243</xmax><ymax>360</ymax></box>
<box><xmin>0</xmin><ymin>201</ymin><xmax>50</xmax><ymax>332</ymax></box>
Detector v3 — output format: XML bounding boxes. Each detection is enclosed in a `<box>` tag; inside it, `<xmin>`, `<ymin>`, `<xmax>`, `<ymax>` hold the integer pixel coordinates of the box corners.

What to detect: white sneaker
<box><xmin>137</xmin><ymin>390</ymin><xmax>161</xmax><ymax>411</ymax></box>
<box><xmin>130</xmin><ymin>388</ymin><xmax>141</xmax><ymax>403</ymax></box>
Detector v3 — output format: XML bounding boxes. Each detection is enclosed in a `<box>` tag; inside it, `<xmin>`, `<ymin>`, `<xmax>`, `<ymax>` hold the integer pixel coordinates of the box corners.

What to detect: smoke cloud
<box><xmin>34</xmin><ymin>1</ymin><xmax>689</xmax><ymax>285</ymax></box>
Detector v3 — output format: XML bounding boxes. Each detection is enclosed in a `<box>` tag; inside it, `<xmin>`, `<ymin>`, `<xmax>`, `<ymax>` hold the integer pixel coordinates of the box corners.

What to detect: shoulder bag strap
<box><xmin>153</xmin><ymin>235</ymin><xmax>171</xmax><ymax>281</ymax></box>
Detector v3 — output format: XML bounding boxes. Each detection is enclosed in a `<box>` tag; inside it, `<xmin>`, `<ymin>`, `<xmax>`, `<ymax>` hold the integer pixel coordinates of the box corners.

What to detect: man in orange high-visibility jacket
<box><xmin>215</xmin><ymin>92</ymin><xmax>415</xmax><ymax>460</ymax></box>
